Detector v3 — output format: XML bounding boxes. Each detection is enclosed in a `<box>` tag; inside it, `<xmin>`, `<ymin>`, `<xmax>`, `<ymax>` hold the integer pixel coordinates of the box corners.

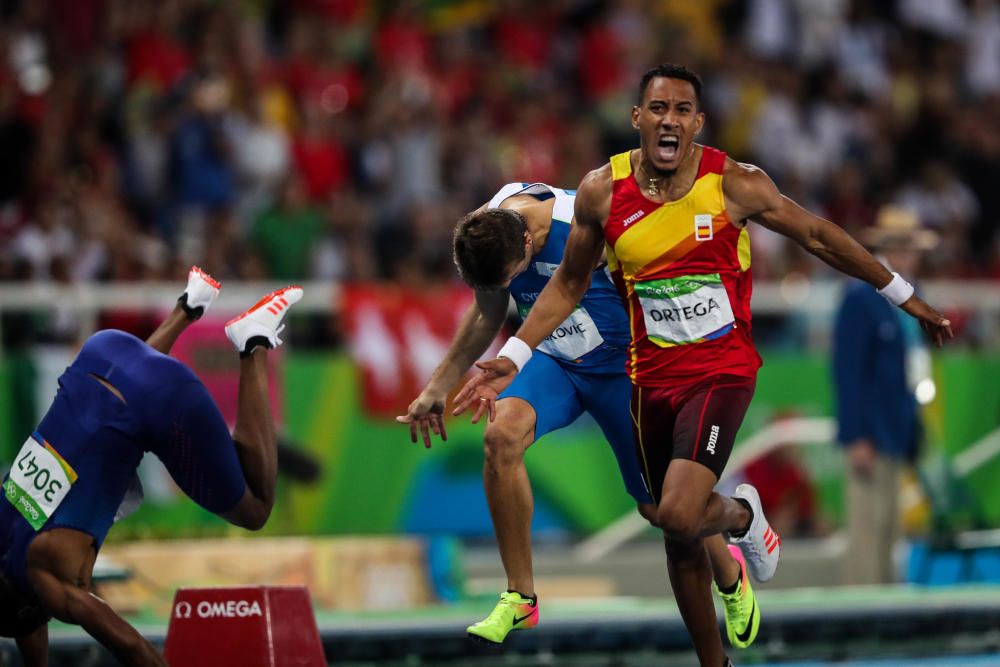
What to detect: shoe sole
<box><xmin>467</xmin><ymin>632</ymin><xmax>505</xmax><ymax>646</ymax></box>
<box><xmin>190</xmin><ymin>266</ymin><xmax>221</xmax><ymax>289</ymax></box>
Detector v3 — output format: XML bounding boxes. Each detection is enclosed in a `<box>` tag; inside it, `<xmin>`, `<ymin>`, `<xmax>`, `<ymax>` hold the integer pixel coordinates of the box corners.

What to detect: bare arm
<box><xmin>15</xmin><ymin>623</ymin><xmax>48</xmax><ymax>667</ymax></box>
<box><xmin>724</xmin><ymin>162</ymin><xmax>893</xmax><ymax>286</ymax></box>
<box><xmin>396</xmin><ymin>288</ymin><xmax>509</xmax><ymax>446</ymax></box>
<box><xmin>452</xmin><ymin>167</ymin><xmax>611</xmax><ymax>416</ymax></box>
<box><xmin>724</xmin><ymin>161</ymin><xmax>952</xmax><ymax>345</ymax></box>
<box><xmin>427</xmin><ymin>289</ymin><xmax>511</xmax><ymax>393</ymax></box>
<box><xmin>29</xmin><ymin>569</ymin><xmax>166</xmax><ymax>667</ymax></box>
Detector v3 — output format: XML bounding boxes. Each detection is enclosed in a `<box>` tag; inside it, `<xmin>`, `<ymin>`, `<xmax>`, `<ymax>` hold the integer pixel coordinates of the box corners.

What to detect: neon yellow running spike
<box><xmin>467</xmin><ymin>591</ymin><xmax>539</xmax><ymax>644</ymax></box>
<box><xmin>717</xmin><ymin>545</ymin><xmax>761</xmax><ymax>649</ymax></box>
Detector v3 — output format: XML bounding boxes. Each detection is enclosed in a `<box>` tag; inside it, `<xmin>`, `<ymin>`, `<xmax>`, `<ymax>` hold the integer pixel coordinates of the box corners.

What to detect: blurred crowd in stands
<box><xmin>0</xmin><ymin>0</ymin><xmax>998</xmax><ymax>291</ymax></box>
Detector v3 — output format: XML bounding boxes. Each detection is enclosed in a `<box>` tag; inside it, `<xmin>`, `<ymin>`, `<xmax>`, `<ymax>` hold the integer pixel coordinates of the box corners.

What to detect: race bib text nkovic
<box><xmin>518</xmin><ymin>303</ymin><xmax>604</xmax><ymax>361</ymax></box>
<box><xmin>635</xmin><ymin>273</ymin><xmax>735</xmax><ymax>347</ymax></box>
<box><xmin>4</xmin><ymin>434</ymin><xmax>78</xmax><ymax>531</ymax></box>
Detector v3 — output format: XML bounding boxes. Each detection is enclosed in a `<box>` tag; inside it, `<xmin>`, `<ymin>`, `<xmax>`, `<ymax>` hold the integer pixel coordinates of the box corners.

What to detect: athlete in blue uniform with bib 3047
<box><xmin>0</xmin><ymin>268</ymin><xmax>302</xmax><ymax>667</ymax></box>
<box><xmin>398</xmin><ymin>183</ymin><xmax>751</xmax><ymax>646</ymax></box>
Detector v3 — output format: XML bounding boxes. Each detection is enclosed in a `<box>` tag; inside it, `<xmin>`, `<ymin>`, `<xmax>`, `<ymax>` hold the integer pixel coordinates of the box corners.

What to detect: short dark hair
<box><xmin>637</xmin><ymin>63</ymin><xmax>702</xmax><ymax>107</ymax></box>
<box><xmin>453</xmin><ymin>208</ymin><xmax>528</xmax><ymax>290</ymax></box>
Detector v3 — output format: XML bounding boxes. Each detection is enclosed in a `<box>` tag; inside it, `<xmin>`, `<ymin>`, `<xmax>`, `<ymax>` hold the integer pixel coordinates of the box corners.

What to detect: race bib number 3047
<box><xmin>4</xmin><ymin>434</ymin><xmax>77</xmax><ymax>531</ymax></box>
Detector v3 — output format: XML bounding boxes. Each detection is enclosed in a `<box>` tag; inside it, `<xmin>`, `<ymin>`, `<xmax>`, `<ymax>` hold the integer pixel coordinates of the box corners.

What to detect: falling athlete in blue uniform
<box><xmin>0</xmin><ymin>268</ymin><xmax>302</xmax><ymax>667</ymax></box>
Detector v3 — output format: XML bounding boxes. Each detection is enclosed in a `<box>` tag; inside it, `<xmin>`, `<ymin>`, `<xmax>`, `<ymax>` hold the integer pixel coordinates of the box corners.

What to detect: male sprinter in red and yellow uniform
<box><xmin>456</xmin><ymin>63</ymin><xmax>952</xmax><ymax>666</ymax></box>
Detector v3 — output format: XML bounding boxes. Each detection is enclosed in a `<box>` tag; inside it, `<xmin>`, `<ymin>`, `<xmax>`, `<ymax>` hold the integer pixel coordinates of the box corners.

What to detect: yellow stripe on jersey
<box><xmin>624</xmin><ymin>280</ymin><xmax>639</xmax><ymax>379</ymax></box>
<box><xmin>606</xmin><ymin>244</ymin><xmax>620</xmax><ymax>271</ymax></box>
<box><xmin>610</xmin><ymin>152</ymin><xmax>633</xmax><ymax>181</ymax></box>
<box><xmin>611</xmin><ymin>172</ymin><xmax>726</xmax><ymax>279</ymax></box>
<box><xmin>737</xmin><ymin>227</ymin><xmax>751</xmax><ymax>272</ymax></box>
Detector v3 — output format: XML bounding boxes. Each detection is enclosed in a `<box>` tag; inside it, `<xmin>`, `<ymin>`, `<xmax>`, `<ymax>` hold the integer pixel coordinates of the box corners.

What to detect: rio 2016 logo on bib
<box><xmin>4</xmin><ymin>434</ymin><xmax>78</xmax><ymax>531</ymax></box>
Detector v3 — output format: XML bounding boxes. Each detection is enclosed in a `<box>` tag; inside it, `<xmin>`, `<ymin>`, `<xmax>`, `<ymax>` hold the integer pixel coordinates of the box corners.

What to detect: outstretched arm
<box><xmin>396</xmin><ymin>288</ymin><xmax>509</xmax><ymax>446</ymax></box>
<box><xmin>453</xmin><ymin>167</ymin><xmax>611</xmax><ymax>416</ymax></box>
<box><xmin>28</xmin><ymin>568</ymin><xmax>166</xmax><ymax>667</ymax></box>
<box><xmin>14</xmin><ymin>622</ymin><xmax>47</xmax><ymax>667</ymax></box>
<box><xmin>724</xmin><ymin>162</ymin><xmax>952</xmax><ymax>346</ymax></box>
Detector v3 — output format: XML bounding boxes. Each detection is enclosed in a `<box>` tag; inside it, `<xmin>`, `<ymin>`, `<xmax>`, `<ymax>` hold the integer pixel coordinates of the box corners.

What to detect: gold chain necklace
<box><xmin>638</xmin><ymin>162</ymin><xmax>660</xmax><ymax>197</ymax></box>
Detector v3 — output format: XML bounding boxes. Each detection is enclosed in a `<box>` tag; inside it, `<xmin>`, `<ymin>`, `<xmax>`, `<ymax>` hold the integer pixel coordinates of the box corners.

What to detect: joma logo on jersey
<box><xmin>623</xmin><ymin>210</ymin><xmax>645</xmax><ymax>227</ymax></box>
<box><xmin>694</xmin><ymin>214</ymin><xmax>714</xmax><ymax>241</ymax></box>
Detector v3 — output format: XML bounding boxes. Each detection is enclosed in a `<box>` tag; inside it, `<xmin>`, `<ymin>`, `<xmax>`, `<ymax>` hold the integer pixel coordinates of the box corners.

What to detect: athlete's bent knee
<box><xmin>221</xmin><ymin>495</ymin><xmax>272</xmax><ymax>531</ymax></box>
<box><xmin>237</xmin><ymin>508</ymin><xmax>270</xmax><ymax>532</ymax></box>
<box><xmin>657</xmin><ymin>504</ymin><xmax>701</xmax><ymax>542</ymax></box>
<box><xmin>638</xmin><ymin>502</ymin><xmax>660</xmax><ymax>528</ymax></box>
<box><xmin>663</xmin><ymin>534</ymin><xmax>704</xmax><ymax>562</ymax></box>
<box><xmin>483</xmin><ymin>423</ymin><xmax>527</xmax><ymax>472</ymax></box>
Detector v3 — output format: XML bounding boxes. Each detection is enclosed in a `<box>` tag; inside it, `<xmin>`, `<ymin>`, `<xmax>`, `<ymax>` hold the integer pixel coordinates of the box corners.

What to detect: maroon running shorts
<box><xmin>630</xmin><ymin>373</ymin><xmax>755</xmax><ymax>503</ymax></box>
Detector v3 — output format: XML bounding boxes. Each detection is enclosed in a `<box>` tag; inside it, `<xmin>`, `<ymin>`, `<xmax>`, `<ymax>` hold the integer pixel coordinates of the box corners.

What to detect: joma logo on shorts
<box><xmin>706</xmin><ymin>425</ymin><xmax>720</xmax><ymax>455</ymax></box>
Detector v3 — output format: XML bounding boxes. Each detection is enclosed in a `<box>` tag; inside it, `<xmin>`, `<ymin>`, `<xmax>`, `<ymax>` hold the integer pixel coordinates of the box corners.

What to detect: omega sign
<box><xmin>174</xmin><ymin>599</ymin><xmax>263</xmax><ymax>619</ymax></box>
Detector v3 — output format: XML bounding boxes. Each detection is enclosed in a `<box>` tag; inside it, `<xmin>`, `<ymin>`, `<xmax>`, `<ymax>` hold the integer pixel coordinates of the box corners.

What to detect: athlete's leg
<box><xmin>635</xmin><ymin>487</ymin><xmax>739</xmax><ymax>603</ymax></box>
<box><xmin>482</xmin><ymin>397</ymin><xmax>538</xmax><ymax>596</ymax></box>
<box><xmin>663</xmin><ymin>533</ymin><xmax>723</xmax><ymax>665</ymax></box>
<box><xmin>636</xmin><ymin>502</ymin><xmax>659</xmax><ymax>526</ymax></box>
<box><xmin>152</xmin><ymin>286</ymin><xmax>301</xmax><ymax>530</ymax></box>
<box><xmin>630</xmin><ymin>384</ymin><xmax>725</xmax><ymax>664</ymax></box>
<box><xmin>219</xmin><ymin>285</ymin><xmax>302</xmax><ymax>528</ymax></box>
<box><xmin>151</xmin><ymin>361</ymin><xmax>266</xmax><ymax>530</ymax></box>
<box><xmin>706</xmin><ymin>533</ymin><xmax>740</xmax><ymax>588</ymax></box>
<box><xmin>145</xmin><ymin>305</ymin><xmax>193</xmax><ymax>355</ymax></box>
<box><xmin>220</xmin><ymin>346</ymin><xmax>278</xmax><ymax>530</ymax></box>
<box><xmin>639</xmin><ymin>377</ymin><xmax>760</xmax><ymax>664</ymax></box>
<box><xmin>658</xmin><ymin>460</ymin><xmax>752</xmax><ymax>540</ymax></box>
<box><xmin>660</xmin><ymin>461</ymin><xmax>731</xmax><ymax>666</ymax></box>
<box><xmin>482</xmin><ymin>353</ymin><xmax>583</xmax><ymax>597</ymax></box>
<box><xmin>146</xmin><ymin>267</ymin><xmax>221</xmax><ymax>355</ymax></box>
<box><xmin>468</xmin><ymin>355</ymin><xmax>584</xmax><ymax>644</ymax></box>
<box><xmin>579</xmin><ymin>374</ymin><xmax>735</xmax><ymax>570</ymax></box>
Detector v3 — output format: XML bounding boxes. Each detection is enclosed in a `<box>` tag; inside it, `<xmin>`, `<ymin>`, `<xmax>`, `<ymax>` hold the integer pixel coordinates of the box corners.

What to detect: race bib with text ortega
<box><xmin>635</xmin><ymin>274</ymin><xmax>735</xmax><ymax>347</ymax></box>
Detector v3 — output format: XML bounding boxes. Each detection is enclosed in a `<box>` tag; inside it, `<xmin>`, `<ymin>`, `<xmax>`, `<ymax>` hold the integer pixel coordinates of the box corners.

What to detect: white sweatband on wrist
<box><xmin>497</xmin><ymin>336</ymin><xmax>532</xmax><ymax>372</ymax></box>
<box><xmin>877</xmin><ymin>272</ymin><xmax>914</xmax><ymax>306</ymax></box>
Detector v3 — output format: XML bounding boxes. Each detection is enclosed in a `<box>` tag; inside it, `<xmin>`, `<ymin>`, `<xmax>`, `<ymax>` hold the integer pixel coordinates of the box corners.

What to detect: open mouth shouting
<box><xmin>655</xmin><ymin>134</ymin><xmax>680</xmax><ymax>163</ymax></box>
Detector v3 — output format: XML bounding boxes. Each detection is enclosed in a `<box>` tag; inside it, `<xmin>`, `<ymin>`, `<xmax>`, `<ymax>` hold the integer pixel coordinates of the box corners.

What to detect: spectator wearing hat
<box><xmin>832</xmin><ymin>204</ymin><xmax>937</xmax><ymax>585</ymax></box>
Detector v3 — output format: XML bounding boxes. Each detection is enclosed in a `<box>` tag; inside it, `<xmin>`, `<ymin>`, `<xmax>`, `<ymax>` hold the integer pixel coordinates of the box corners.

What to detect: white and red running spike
<box><xmin>225</xmin><ymin>286</ymin><xmax>303</xmax><ymax>356</ymax></box>
<box><xmin>730</xmin><ymin>483</ymin><xmax>781</xmax><ymax>582</ymax></box>
<box><xmin>179</xmin><ymin>266</ymin><xmax>221</xmax><ymax>319</ymax></box>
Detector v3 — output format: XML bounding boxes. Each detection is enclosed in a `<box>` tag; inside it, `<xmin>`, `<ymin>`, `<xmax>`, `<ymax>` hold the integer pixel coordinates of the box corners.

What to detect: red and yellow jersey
<box><xmin>604</xmin><ymin>145</ymin><xmax>761</xmax><ymax>387</ymax></box>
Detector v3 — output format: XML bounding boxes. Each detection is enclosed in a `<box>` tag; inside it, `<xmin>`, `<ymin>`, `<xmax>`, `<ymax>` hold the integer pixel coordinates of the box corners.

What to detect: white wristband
<box><xmin>877</xmin><ymin>272</ymin><xmax>914</xmax><ymax>306</ymax></box>
<box><xmin>497</xmin><ymin>336</ymin><xmax>532</xmax><ymax>372</ymax></box>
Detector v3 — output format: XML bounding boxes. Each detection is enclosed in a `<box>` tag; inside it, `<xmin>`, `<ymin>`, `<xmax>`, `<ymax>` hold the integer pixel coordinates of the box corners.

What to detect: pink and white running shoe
<box><xmin>225</xmin><ymin>286</ymin><xmax>303</xmax><ymax>357</ymax></box>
